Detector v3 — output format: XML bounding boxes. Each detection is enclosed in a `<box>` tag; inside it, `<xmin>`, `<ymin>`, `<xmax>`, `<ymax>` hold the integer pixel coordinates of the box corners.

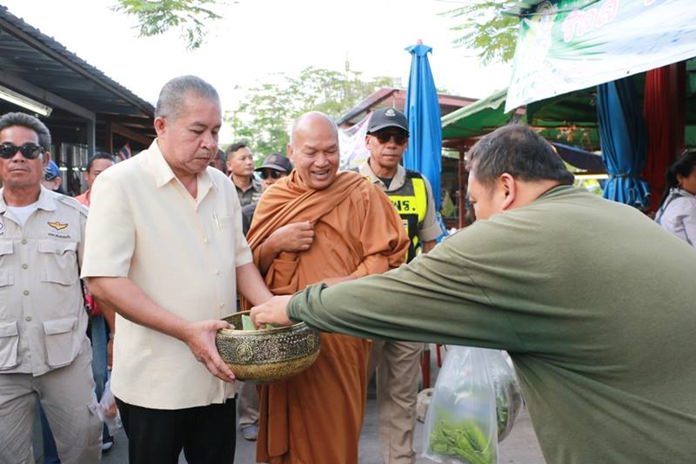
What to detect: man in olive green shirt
<box><xmin>252</xmin><ymin>124</ymin><xmax>696</xmax><ymax>464</ymax></box>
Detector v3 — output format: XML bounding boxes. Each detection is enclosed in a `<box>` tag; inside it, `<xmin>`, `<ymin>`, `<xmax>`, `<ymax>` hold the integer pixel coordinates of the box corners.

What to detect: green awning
<box><xmin>441</xmin><ymin>71</ymin><xmax>696</xmax><ymax>149</ymax></box>
<box><xmin>441</xmin><ymin>87</ymin><xmax>600</xmax><ymax>148</ymax></box>
<box><xmin>441</xmin><ymin>89</ymin><xmax>513</xmax><ymax>140</ymax></box>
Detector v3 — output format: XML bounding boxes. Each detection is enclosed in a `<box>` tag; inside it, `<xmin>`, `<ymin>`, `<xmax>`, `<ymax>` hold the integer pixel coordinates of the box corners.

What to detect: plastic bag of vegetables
<box><xmin>489</xmin><ymin>351</ymin><xmax>522</xmax><ymax>442</ymax></box>
<box><xmin>423</xmin><ymin>347</ymin><xmax>522</xmax><ymax>463</ymax></box>
<box><xmin>423</xmin><ymin>346</ymin><xmax>498</xmax><ymax>464</ymax></box>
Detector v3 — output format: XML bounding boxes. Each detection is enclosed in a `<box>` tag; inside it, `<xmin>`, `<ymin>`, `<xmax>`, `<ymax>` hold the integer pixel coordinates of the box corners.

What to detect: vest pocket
<box><xmin>0</xmin><ymin>321</ymin><xmax>19</xmax><ymax>370</ymax></box>
<box><xmin>37</xmin><ymin>240</ymin><xmax>78</xmax><ymax>285</ymax></box>
<box><xmin>42</xmin><ymin>317</ymin><xmax>77</xmax><ymax>368</ymax></box>
<box><xmin>0</xmin><ymin>243</ymin><xmax>16</xmax><ymax>312</ymax></box>
<box><xmin>0</xmin><ymin>241</ymin><xmax>13</xmax><ymax>266</ymax></box>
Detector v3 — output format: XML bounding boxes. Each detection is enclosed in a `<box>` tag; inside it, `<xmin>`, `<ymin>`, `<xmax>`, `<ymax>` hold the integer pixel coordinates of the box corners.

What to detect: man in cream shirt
<box><xmin>81</xmin><ymin>75</ymin><xmax>272</xmax><ymax>463</ymax></box>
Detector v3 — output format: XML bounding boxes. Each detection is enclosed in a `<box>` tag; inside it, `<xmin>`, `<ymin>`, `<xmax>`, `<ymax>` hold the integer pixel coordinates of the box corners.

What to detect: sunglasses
<box><xmin>0</xmin><ymin>142</ymin><xmax>45</xmax><ymax>159</ymax></box>
<box><xmin>259</xmin><ymin>170</ymin><xmax>283</xmax><ymax>180</ymax></box>
<box><xmin>371</xmin><ymin>130</ymin><xmax>408</xmax><ymax>145</ymax></box>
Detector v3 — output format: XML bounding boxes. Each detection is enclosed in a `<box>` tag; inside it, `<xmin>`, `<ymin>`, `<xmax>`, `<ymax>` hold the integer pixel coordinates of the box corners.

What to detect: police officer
<box><xmin>0</xmin><ymin>112</ymin><xmax>102</xmax><ymax>463</ymax></box>
<box><xmin>360</xmin><ymin>107</ymin><xmax>441</xmax><ymax>464</ymax></box>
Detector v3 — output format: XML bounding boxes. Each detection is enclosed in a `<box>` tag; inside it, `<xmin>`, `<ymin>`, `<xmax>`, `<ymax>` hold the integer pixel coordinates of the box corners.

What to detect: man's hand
<box><xmin>250</xmin><ymin>295</ymin><xmax>294</xmax><ymax>329</ymax></box>
<box><xmin>182</xmin><ymin>320</ymin><xmax>236</xmax><ymax>383</ymax></box>
<box><xmin>269</xmin><ymin>221</ymin><xmax>315</xmax><ymax>253</ymax></box>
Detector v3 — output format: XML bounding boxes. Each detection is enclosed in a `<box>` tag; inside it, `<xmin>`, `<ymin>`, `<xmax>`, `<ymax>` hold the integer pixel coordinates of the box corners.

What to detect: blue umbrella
<box><xmin>404</xmin><ymin>42</ymin><xmax>442</xmax><ymax>212</ymax></box>
<box><xmin>596</xmin><ymin>78</ymin><xmax>650</xmax><ymax>208</ymax></box>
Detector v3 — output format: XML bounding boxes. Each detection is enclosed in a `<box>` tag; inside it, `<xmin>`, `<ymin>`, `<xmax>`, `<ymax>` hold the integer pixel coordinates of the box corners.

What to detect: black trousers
<box><xmin>116</xmin><ymin>396</ymin><xmax>236</xmax><ymax>464</ymax></box>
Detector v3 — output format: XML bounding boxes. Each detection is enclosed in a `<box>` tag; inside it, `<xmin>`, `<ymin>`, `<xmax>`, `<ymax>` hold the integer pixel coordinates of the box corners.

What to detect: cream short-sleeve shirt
<box><xmin>81</xmin><ymin>141</ymin><xmax>252</xmax><ymax>409</ymax></box>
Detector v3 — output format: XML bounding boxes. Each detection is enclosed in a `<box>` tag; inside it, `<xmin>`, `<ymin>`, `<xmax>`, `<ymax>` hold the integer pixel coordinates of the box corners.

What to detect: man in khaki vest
<box><xmin>0</xmin><ymin>112</ymin><xmax>102</xmax><ymax>463</ymax></box>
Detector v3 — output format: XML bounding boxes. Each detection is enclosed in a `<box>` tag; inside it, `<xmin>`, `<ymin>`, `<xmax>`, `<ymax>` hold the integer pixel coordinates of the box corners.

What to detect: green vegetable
<box><xmin>241</xmin><ymin>315</ymin><xmax>255</xmax><ymax>331</ymax></box>
<box><xmin>240</xmin><ymin>315</ymin><xmax>275</xmax><ymax>331</ymax></box>
<box><xmin>429</xmin><ymin>409</ymin><xmax>495</xmax><ymax>464</ymax></box>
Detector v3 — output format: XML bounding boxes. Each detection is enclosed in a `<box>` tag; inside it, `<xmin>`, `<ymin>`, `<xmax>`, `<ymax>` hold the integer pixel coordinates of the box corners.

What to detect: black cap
<box><xmin>367</xmin><ymin>108</ymin><xmax>409</xmax><ymax>133</ymax></box>
<box><xmin>255</xmin><ymin>153</ymin><xmax>293</xmax><ymax>173</ymax></box>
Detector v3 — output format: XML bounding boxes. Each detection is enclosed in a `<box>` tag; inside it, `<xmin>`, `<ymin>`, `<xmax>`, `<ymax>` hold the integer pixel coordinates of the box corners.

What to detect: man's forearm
<box><xmin>256</xmin><ymin>238</ymin><xmax>279</xmax><ymax>275</ymax></box>
<box><xmin>99</xmin><ymin>298</ymin><xmax>117</xmax><ymax>335</ymax></box>
<box><xmin>236</xmin><ymin>263</ymin><xmax>273</xmax><ymax>306</ymax></box>
<box><xmin>85</xmin><ymin>276</ymin><xmax>189</xmax><ymax>342</ymax></box>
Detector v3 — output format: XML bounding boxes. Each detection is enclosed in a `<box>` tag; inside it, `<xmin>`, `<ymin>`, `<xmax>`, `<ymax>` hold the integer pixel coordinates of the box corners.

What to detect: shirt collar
<box><xmin>0</xmin><ymin>186</ymin><xmax>57</xmax><ymax>214</ymax></box>
<box><xmin>673</xmin><ymin>187</ymin><xmax>696</xmax><ymax>199</ymax></box>
<box><xmin>145</xmin><ymin>139</ymin><xmax>215</xmax><ymax>200</ymax></box>
<box><xmin>232</xmin><ymin>176</ymin><xmax>262</xmax><ymax>193</ymax></box>
<box><xmin>359</xmin><ymin>160</ymin><xmax>406</xmax><ymax>189</ymax></box>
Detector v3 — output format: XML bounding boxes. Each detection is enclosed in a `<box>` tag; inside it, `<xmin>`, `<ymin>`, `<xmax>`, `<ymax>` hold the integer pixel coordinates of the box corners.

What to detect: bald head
<box><xmin>290</xmin><ymin>112</ymin><xmax>338</xmax><ymax>146</ymax></box>
<box><xmin>287</xmin><ymin>112</ymin><xmax>340</xmax><ymax>190</ymax></box>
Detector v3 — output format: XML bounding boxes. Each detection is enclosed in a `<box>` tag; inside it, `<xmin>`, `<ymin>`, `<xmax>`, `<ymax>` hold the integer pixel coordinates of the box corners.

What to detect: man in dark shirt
<box><xmin>226</xmin><ymin>142</ymin><xmax>262</xmax><ymax>207</ymax></box>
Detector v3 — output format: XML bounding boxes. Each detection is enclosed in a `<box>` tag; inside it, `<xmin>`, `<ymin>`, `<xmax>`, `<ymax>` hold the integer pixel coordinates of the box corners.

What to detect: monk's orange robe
<box><xmin>245</xmin><ymin>170</ymin><xmax>409</xmax><ymax>464</ymax></box>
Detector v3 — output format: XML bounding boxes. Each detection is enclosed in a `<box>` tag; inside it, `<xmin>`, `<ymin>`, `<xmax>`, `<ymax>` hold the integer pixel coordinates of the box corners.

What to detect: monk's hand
<box><xmin>183</xmin><ymin>320</ymin><xmax>236</xmax><ymax>383</ymax></box>
<box><xmin>251</xmin><ymin>295</ymin><xmax>294</xmax><ymax>329</ymax></box>
<box><xmin>268</xmin><ymin>221</ymin><xmax>315</xmax><ymax>253</ymax></box>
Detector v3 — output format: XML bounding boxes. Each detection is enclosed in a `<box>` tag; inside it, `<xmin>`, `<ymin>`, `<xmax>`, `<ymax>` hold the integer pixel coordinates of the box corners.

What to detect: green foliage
<box><xmin>113</xmin><ymin>1</ymin><xmax>519</xmax><ymax>63</ymax></box>
<box><xmin>226</xmin><ymin>67</ymin><xmax>394</xmax><ymax>157</ymax></box>
<box><xmin>112</xmin><ymin>0</ymin><xmax>222</xmax><ymax>49</ymax></box>
<box><xmin>443</xmin><ymin>0</ymin><xmax>520</xmax><ymax>64</ymax></box>
<box><xmin>430</xmin><ymin>409</ymin><xmax>495</xmax><ymax>464</ymax></box>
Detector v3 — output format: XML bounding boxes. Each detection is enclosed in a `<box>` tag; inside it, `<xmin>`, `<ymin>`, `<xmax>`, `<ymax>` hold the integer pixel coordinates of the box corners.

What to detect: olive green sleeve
<box><xmin>288</xmin><ymin>228</ymin><xmax>525</xmax><ymax>351</ymax></box>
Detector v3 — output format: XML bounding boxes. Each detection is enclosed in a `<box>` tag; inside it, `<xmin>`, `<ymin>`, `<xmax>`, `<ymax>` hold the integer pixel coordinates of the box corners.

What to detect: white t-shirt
<box><xmin>7</xmin><ymin>201</ymin><xmax>40</xmax><ymax>227</ymax></box>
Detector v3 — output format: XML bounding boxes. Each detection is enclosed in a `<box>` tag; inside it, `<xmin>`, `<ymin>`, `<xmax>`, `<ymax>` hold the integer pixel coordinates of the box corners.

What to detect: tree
<box><xmin>113</xmin><ymin>0</ymin><xmax>223</xmax><ymax>49</ymax></box>
<box><xmin>113</xmin><ymin>0</ymin><xmax>520</xmax><ymax>63</ymax></box>
<box><xmin>227</xmin><ymin>67</ymin><xmax>395</xmax><ymax>156</ymax></box>
<box><xmin>443</xmin><ymin>0</ymin><xmax>520</xmax><ymax>64</ymax></box>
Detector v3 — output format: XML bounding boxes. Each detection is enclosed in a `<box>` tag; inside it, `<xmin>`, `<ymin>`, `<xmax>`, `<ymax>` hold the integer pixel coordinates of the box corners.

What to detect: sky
<box><xmin>0</xmin><ymin>0</ymin><xmax>513</xmax><ymax>139</ymax></box>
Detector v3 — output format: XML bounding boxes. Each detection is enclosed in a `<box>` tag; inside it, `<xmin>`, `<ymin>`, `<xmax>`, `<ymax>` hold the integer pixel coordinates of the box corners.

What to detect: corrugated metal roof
<box><xmin>0</xmin><ymin>5</ymin><xmax>154</xmax><ymax>118</ymax></box>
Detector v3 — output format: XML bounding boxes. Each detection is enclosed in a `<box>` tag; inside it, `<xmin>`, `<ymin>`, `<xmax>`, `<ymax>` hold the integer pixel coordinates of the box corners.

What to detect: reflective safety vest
<box><xmin>387</xmin><ymin>170</ymin><xmax>427</xmax><ymax>263</ymax></box>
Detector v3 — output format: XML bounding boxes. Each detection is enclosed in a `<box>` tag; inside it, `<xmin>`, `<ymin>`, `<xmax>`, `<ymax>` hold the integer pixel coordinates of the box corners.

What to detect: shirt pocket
<box><xmin>37</xmin><ymin>240</ymin><xmax>78</xmax><ymax>285</ymax></box>
<box><xmin>42</xmin><ymin>317</ymin><xmax>78</xmax><ymax>368</ymax></box>
<box><xmin>216</xmin><ymin>215</ymin><xmax>235</xmax><ymax>230</ymax></box>
<box><xmin>0</xmin><ymin>242</ymin><xmax>15</xmax><ymax>313</ymax></box>
<box><xmin>0</xmin><ymin>320</ymin><xmax>19</xmax><ymax>370</ymax></box>
<box><xmin>0</xmin><ymin>240</ymin><xmax>13</xmax><ymax>266</ymax></box>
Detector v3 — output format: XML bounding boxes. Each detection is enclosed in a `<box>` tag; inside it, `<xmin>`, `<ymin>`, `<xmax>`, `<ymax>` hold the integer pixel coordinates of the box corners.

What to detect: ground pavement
<box><xmin>34</xmin><ymin>345</ymin><xmax>547</xmax><ymax>463</ymax></box>
<box><xmin>92</xmin><ymin>400</ymin><xmax>544</xmax><ymax>464</ymax></box>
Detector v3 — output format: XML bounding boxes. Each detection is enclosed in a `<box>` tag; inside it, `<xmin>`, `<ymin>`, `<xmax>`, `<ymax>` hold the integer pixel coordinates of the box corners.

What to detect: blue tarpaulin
<box><xmin>404</xmin><ymin>43</ymin><xmax>442</xmax><ymax>211</ymax></box>
<box><xmin>596</xmin><ymin>78</ymin><xmax>650</xmax><ymax>208</ymax></box>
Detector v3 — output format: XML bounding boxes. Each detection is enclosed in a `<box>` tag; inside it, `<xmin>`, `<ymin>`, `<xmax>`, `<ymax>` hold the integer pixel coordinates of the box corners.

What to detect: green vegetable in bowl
<box><xmin>240</xmin><ymin>314</ymin><xmax>276</xmax><ymax>331</ymax></box>
<box><xmin>241</xmin><ymin>315</ymin><xmax>255</xmax><ymax>331</ymax></box>
<box><xmin>429</xmin><ymin>409</ymin><xmax>495</xmax><ymax>464</ymax></box>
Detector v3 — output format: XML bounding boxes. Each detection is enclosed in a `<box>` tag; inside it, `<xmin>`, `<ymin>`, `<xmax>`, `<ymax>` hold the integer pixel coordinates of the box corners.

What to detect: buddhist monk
<box><xmin>244</xmin><ymin>111</ymin><xmax>409</xmax><ymax>463</ymax></box>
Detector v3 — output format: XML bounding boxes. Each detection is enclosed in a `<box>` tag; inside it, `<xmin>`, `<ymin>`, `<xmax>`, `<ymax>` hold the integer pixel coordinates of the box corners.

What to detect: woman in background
<box><xmin>655</xmin><ymin>149</ymin><xmax>696</xmax><ymax>247</ymax></box>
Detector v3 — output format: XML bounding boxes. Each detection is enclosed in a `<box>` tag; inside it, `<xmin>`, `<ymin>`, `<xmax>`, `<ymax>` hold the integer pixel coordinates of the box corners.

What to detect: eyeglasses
<box><xmin>259</xmin><ymin>170</ymin><xmax>283</xmax><ymax>180</ymax></box>
<box><xmin>0</xmin><ymin>142</ymin><xmax>45</xmax><ymax>159</ymax></box>
<box><xmin>371</xmin><ymin>130</ymin><xmax>408</xmax><ymax>145</ymax></box>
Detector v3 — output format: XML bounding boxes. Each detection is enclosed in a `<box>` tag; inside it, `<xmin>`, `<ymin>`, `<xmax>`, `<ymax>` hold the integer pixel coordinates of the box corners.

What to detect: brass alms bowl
<box><xmin>215</xmin><ymin>311</ymin><xmax>321</xmax><ymax>382</ymax></box>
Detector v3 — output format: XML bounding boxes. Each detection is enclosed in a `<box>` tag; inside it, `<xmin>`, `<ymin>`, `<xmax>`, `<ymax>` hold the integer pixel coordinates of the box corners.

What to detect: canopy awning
<box><xmin>505</xmin><ymin>0</ymin><xmax>696</xmax><ymax>112</ymax></box>
<box><xmin>441</xmin><ymin>86</ymin><xmax>601</xmax><ymax>149</ymax></box>
<box><xmin>441</xmin><ymin>89</ymin><xmax>511</xmax><ymax>140</ymax></box>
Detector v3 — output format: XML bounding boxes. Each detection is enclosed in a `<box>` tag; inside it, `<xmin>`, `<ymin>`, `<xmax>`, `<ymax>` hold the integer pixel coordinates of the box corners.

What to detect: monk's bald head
<box><xmin>287</xmin><ymin>112</ymin><xmax>340</xmax><ymax>190</ymax></box>
<box><xmin>290</xmin><ymin>112</ymin><xmax>338</xmax><ymax>145</ymax></box>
